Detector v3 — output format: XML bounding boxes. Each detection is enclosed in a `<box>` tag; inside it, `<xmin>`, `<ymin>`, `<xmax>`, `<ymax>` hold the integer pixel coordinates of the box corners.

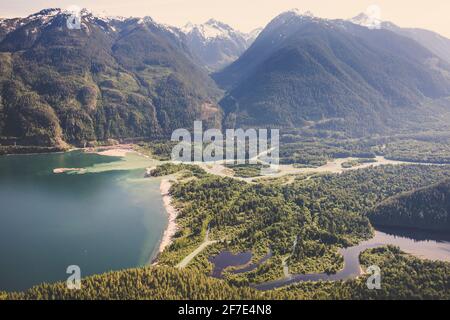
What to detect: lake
<box><xmin>0</xmin><ymin>151</ymin><xmax>166</xmax><ymax>292</ymax></box>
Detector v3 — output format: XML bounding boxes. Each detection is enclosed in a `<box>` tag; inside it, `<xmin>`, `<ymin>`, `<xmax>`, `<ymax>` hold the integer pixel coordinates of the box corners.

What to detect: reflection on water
<box><xmin>375</xmin><ymin>225</ymin><xmax>450</xmax><ymax>243</ymax></box>
<box><xmin>370</xmin><ymin>227</ymin><xmax>450</xmax><ymax>262</ymax></box>
<box><xmin>210</xmin><ymin>228</ymin><xmax>450</xmax><ymax>291</ymax></box>
<box><xmin>209</xmin><ymin>251</ymin><xmax>273</xmax><ymax>278</ymax></box>
<box><xmin>209</xmin><ymin>251</ymin><xmax>252</xmax><ymax>278</ymax></box>
<box><xmin>0</xmin><ymin>151</ymin><xmax>166</xmax><ymax>292</ymax></box>
<box><xmin>233</xmin><ymin>251</ymin><xmax>273</xmax><ymax>274</ymax></box>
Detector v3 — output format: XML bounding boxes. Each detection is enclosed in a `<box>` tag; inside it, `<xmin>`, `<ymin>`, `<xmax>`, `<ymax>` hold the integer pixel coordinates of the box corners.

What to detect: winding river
<box><xmin>3</xmin><ymin>150</ymin><xmax>450</xmax><ymax>292</ymax></box>
<box><xmin>210</xmin><ymin>228</ymin><xmax>450</xmax><ymax>291</ymax></box>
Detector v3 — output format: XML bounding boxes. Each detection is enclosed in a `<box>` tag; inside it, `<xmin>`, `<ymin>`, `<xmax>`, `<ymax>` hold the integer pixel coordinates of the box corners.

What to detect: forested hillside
<box><xmin>279</xmin><ymin>246</ymin><xmax>450</xmax><ymax>300</ymax></box>
<box><xmin>0</xmin><ymin>9</ymin><xmax>221</xmax><ymax>149</ymax></box>
<box><xmin>5</xmin><ymin>266</ymin><xmax>260</xmax><ymax>300</ymax></box>
<box><xmin>3</xmin><ymin>164</ymin><xmax>450</xmax><ymax>300</ymax></box>
<box><xmin>368</xmin><ymin>179</ymin><xmax>450</xmax><ymax>231</ymax></box>
<box><xmin>156</xmin><ymin>164</ymin><xmax>450</xmax><ymax>284</ymax></box>
<box><xmin>4</xmin><ymin>245</ymin><xmax>450</xmax><ymax>300</ymax></box>
<box><xmin>3</xmin><ymin>9</ymin><xmax>450</xmax><ymax>149</ymax></box>
<box><xmin>214</xmin><ymin>10</ymin><xmax>450</xmax><ymax>135</ymax></box>
<box><xmin>381</xmin><ymin>21</ymin><xmax>450</xmax><ymax>65</ymax></box>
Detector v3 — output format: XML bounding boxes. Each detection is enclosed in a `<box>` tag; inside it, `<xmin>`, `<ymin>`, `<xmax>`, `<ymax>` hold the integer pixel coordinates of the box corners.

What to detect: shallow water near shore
<box><xmin>0</xmin><ymin>151</ymin><xmax>166</xmax><ymax>292</ymax></box>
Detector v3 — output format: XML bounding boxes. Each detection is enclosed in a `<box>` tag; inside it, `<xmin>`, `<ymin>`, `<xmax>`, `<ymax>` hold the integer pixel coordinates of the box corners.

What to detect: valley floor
<box><xmin>3</xmin><ymin>140</ymin><xmax>450</xmax><ymax>299</ymax></box>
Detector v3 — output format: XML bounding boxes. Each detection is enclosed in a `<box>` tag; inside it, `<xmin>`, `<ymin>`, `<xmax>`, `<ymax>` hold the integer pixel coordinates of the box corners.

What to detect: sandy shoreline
<box><xmin>87</xmin><ymin>144</ymin><xmax>136</xmax><ymax>157</ymax></box>
<box><xmin>158</xmin><ymin>179</ymin><xmax>179</xmax><ymax>256</ymax></box>
<box><xmin>53</xmin><ymin>168</ymin><xmax>85</xmax><ymax>174</ymax></box>
<box><xmin>91</xmin><ymin>146</ymin><xmax>177</xmax><ymax>259</ymax></box>
<box><xmin>52</xmin><ymin>145</ymin><xmax>137</xmax><ymax>174</ymax></box>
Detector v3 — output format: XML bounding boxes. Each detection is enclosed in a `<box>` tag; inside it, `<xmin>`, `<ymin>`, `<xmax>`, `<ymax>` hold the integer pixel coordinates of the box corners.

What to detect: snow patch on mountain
<box><xmin>350</xmin><ymin>7</ymin><xmax>382</xmax><ymax>30</ymax></box>
<box><xmin>28</xmin><ymin>8</ymin><xmax>62</xmax><ymax>19</ymax></box>
<box><xmin>182</xmin><ymin>19</ymin><xmax>239</xmax><ymax>40</ymax></box>
<box><xmin>180</xmin><ymin>19</ymin><xmax>260</xmax><ymax>71</ymax></box>
<box><xmin>244</xmin><ymin>27</ymin><xmax>262</xmax><ymax>42</ymax></box>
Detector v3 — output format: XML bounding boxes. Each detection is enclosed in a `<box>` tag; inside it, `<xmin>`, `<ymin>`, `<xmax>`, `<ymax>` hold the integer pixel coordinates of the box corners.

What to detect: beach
<box><xmin>89</xmin><ymin>144</ymin><xmax>136</xmax><ymax>157</ymax></box>
<box><xmin>53</xmin><ymin>168</ymin><xmax>85</xmax><ymax>174</ymax></box>
<box><xmin>92</xmin><ymin>145</ymin><xmax>177</xmax><ymax>256</ymax></box>
<box><xmin>158</xmin><ymin>179</ymin><xmax>179</xmax><ymax>255</ymax></box>
<box><xmin>52</xmin><ymin>145</ymin><xmax>138</xmax><ymax>174</ymax></box>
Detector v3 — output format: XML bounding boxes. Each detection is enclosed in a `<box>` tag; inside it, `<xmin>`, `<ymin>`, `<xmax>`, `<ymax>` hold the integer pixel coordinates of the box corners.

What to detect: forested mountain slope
<box><xmin>214</xmin><ymin>10</ymin><xmax>450</xmax><ymax>135</ymax></box>
<box><xmin>5</xmin><ymin>247</ymin><xmax>450</xmax><ymax>300</ymax></box>
<box><xmin>368</xmin><ymin>179</ymin><xmax>450</xmax><ymax>231</ymax></box>
<box><xmin>0</xmin><ymin>9</ymin><xmax>221</xmax><ymax>148</ymax></box>
<box><xmin>351</xmin><ymin>12</ymin><xmax>450</xmax><ymax>65</ymax></box>
<box><xmin>5</xmin><ymin>164</ymin><xmax>450</xmax><ymax>300</ymax></box>
<box><xmin>6</xmin><ymin>266</ymin><xmax>260</xmax><ymax>300</ymax></box>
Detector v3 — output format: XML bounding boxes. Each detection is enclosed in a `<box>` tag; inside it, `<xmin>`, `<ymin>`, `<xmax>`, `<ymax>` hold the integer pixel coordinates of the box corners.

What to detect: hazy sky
<box><xmin>2</xmin><ymin>0</ymin><xmax>450</xmax><ymax>37</ymax></box>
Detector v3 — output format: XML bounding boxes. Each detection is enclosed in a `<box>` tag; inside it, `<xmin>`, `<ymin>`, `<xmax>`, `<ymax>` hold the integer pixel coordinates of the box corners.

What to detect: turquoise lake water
<box><xmin>0</xmin><ymin>151</ymin><xmax>166</xmax><ymax>292</ymax></box>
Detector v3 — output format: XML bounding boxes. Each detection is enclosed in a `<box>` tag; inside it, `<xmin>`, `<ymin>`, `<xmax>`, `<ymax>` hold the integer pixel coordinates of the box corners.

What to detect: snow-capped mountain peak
<box><xmin>205</xmin><ymin>19</ymin><xmax>231</xmax><ymax>29</ymax></box>
<box><xmin>182</xmin><ymin>19</ymin><xmax>237</xmax><ymax>40</ymax></box>
<box><xmin>244</xmin><ymin>27</ymin><xmax>262</xmax><ymax>42</ymax></box>
<box><xmin>263</xmin><ymin>8</ymin><xmax>322</xmax><ymax>35</ymax></box>
<box><xmin>181</xmin><ymin>22</ymin><xmax>194</xmax><ymax>33</ymax></box>
<box><xmin>28</xmin><ymin>8</ymin><xmax>62</xmax><ymax>18</ymax></box>
<box><xmin>137</xmin><ymin>16</ymin><xmax>155</xmax><ymax>25</ymax></box>
<box><xmin>283</xmin><ymin>8</ymin><xmax>315</xmax><ymax>18</ymax></box>
<box><xmin>287</xmin><ymin>8</ymin><xmax>302</xmax><ymax>16</ymax></box>
<box><xmin>350</xmin><ymin>10</ymin><xmax>382</xmax><ymax>29</ymax></box>
<box><xmin>0</xmin><ymin>7</ymin><xmax>125</xmax><ymax>40</ymax></box>
<box><xmin>180</xmin><ymin>18</ymin><xmax>260</xmax><ymax>71</ymax></box>
<box><xmin>268</xmin><ymin>8</ymin><xmax>320</xmax><ymax>29</ymax></box>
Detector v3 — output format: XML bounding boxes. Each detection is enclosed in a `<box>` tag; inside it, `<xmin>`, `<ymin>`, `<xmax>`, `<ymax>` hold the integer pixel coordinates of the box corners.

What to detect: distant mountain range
<box><xmin>181</xmin><ymin>19</ymin><xmax>261</xmax><ymax>71</ymax></box>
<box><xmin>2</xmin><ymin>8</ymin><xmax>450</xmax><ymax>148</ymax></box>
<box><xmin>351</xmin><ymin>12</ymin><xmax>450</xmax><ymax>65</ymax></box>
<box><xmin>0</xmin><ymin>8</ymin><xmax>221</xmax><ymax>147</ymax></box>
<box><xmin>214</xmin><ymin>9</ymin><xmax>450</xmax><ymax>135</ymax></box>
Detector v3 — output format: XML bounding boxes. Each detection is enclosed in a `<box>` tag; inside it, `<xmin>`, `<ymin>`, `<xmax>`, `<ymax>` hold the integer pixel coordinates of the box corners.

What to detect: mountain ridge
<box><xmin>368</xmin><ymin>179</ymin><xmax>450</xmax><ymax>232</ymax></box>
<box><xmin>3</xmin><ymin>8</ymin><xmax>450</xmax><ymax>148</ymax></box>
<box><xmin>213</xmin><ymin>10</ymin><xmax>450</xmax><ymax>135</ymax></box>
<box><xmin>349</xmin><ymin>12</ymin><xmax>450</xmax><ymax>65</ymax></box>
<box><xmin>0</xmin><ymin>8</ymin><xmax>221</xmax><ymax>148</ymax></box>
<box><xmin>180</xmin><ymin>19</ymin><xmax>260</xmax><ymax>71</ymax></box>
